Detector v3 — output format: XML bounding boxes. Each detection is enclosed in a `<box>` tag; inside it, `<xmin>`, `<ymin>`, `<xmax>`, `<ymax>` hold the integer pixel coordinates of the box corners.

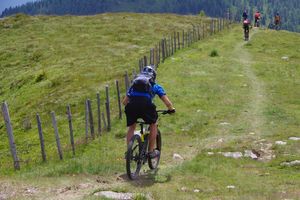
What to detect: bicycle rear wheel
<box><xmin>126</xmin><ymin>134</ymin><xmax>142</xmax><ymax>180</ymax></box>
<box><xmin>148</xmin><ymin>129</ymin><xmax>162</xmax><ymax>170</ymax></box>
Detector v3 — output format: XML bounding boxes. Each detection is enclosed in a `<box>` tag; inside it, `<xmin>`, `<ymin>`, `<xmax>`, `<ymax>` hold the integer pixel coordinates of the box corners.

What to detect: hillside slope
<box><xmin>0</xmin><ymin>19</ymin><xmax>299</xmax><ymax>199</ymax></box>
<box><xmin>1</xmin><ymin>0</ymin><xmax>299</xmax><ymax>32</ymax></box>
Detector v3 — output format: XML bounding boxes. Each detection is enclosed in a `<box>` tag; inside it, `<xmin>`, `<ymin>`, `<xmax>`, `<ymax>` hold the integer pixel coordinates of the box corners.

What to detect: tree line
<box><xmin>1</xmin><ymin>0</ymin><xmax>299</xmax><ymax>32</ymax></box>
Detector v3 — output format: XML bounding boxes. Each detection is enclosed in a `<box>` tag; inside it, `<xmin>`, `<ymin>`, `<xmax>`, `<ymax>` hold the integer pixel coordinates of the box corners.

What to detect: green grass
<box><xmin>0</xmin><ymin>13</ymin><xmax>211</xmax><ymax>173</ymax></box>
<box><xmin>0</xmin><ymin>13</ymin><xmax>300</xmax><ymax>200</ymax></box>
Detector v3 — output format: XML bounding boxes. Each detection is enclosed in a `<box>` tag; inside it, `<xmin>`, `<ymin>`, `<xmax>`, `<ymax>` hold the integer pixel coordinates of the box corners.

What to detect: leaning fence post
<box><xmin>143</xmin><ymin>56</ymin><xmax>148</xmax><ymax>66</ymax></box>
<box><xmin>67</xmin><ymin>105</ymin><xmax>75</xmax><ymax>156</ymax></box>
<box><xmin>36</xmin><ymin>113</ymin><xmax>46</xmax><ymax>162</ymax></box>
<box><xmin>51</xmin><ymin>111</ymin><xmax>63</xmax><ymax>160</ymax></box>
<box><xmin>87</xmin><ymin>99</ymin><xmax>95</xmax><ymax>139</ymax></box>
<box><xmin>2</xmin><ymin>102</ymin><xmax>20</xmax><ymax>170</ymax></box>
<box><xmin>182</xmin><ymin>30</ymin><xmax>185</xmax><ymax>48</ymax></box>
<box><xmin>177</xmin><ymin>32</ymin><xmax>180</xmax><ymax>49</ymax></box>
<box><xmin>85</xmin><ymin>100</ymin><xmax>89</xmax><ymax>142</ymax></box>
<box><xmin>105</xmin><ymin>85</ymin><xmax>111</xmax><ymax>131</ymax></box>
<box><xmin>97</xmin><ymin>93</ymin><xmax>102</xmax><ymax>136</ymax></box>
<box><xmin>116</xmin><ymin>80</ymin><xmax>122</xmax><ymax>120</ymax></box>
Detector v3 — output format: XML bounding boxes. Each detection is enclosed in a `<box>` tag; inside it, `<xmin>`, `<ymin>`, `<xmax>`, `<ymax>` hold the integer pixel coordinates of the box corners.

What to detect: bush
<box><xmin>35</xmin><ymin>71</ymin><xmax>46</xmax><ymax>82</ymax></box>
<box><xmin>210</xmin><ymin>49</ymin><xmax>219</xmax><ymax>57</ymax></box>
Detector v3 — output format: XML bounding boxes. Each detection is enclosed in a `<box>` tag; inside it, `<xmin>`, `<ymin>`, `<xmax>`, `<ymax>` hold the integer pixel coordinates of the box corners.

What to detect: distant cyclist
<box><xmin>254</xmin><ymin>11</ymin><xmax>261</xmax><ymax>27</ymax></box>
<box><xmin>123</xmin><ymin>65</ymin><xmax>175</xmax><ymax>159</ymax></box>
<box><xmin>243</xmin><ymin>18</ymin><xmax>251</xmax><ymax>41</ymax></box>
<box><xmin>242</xmin><ymin>9</ymin><xmax>248</xmax><ymax>20</ymax></box>
<box><xmin>274</xmin><ymin>13</ymin><xmax>281</xmax><ymax>26</ymax></box>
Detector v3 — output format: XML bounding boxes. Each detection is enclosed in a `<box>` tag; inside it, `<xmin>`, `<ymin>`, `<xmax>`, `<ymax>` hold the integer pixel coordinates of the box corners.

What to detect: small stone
<box><xmin>249</xmin><ymin>132</ymin><xmax>255</xmax><ymax>135</ymax></box>
<box><xmin>281</xmin><ymin>160</ymin><xmax>300</xmax><ymax>167</ymax></box>
<box><xmin>193</xmin><ymin>189</ymin><xmax>200</xmax><ymax>193</ymax></box>
<box><xmin>223</xmin><ymin>152</ymin><xmax>243</xmax><ymax>159</ymax></box>
<box><xmin>244</xmin><ymin>150</ymin><xmax>258</xmax><ymax>159</ymax></box>
<box><xmin>181</xmin><ymin>187</ymin><xmax>188</xmax><ymax>192</ymax></box>
<box><xmin>219</xmin><ymin>122</ymin><xmax>230</xmax><ymax>125</ymax></box>
<box><xmin>275</xmin><ymin>141</ymin><xmax>287</xmax><ymax>145</ymax></box>
<box><xmin>94</xmin><ymin>191</ymin><xmax>134</xmax><ymax>200</ymax></box>
<box><xmin>226</xmin><ymin>185</ymin><xmax>235</xmax><ymax>189</ymax></box>
<box><xmin>281</xmin><ymin>56</ymin><xmax>289</xmax><ymax>61</ymax></box>
<box><xmin>217</xmin><ymin>138</ymin><xmax>224</xmax><ymax>143</ymax></box>
<box><xmin>289</xmin><ymin>137</ymin><xmax>300</xmax><ymax>141</ymax></box>
<box><xmin>173</xmin><ymin>153</ymin><xmax>184</xmax><ymax>160</ymax></box>
<box><xmin>207</xmin><ymin>152</ymin><xmax>214</xmax><ymax>155</ymax></box>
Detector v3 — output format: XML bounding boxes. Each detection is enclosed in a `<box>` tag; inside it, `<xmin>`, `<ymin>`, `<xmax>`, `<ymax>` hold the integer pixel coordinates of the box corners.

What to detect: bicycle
<box><xmin>244</xmin><ymin>28</ymin><xmax>249</xmax><ymax>41</ymax></box>
<box><xmin>125</xmin><ymin>110</ymin><xmax>172</xmax><ymax>180</ymax></box>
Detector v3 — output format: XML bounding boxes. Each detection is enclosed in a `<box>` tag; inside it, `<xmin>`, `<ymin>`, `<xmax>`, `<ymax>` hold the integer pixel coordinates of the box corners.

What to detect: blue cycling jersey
<box><xmin>127</xmin><ymin>83</ymin><xmax>166</xmax><ymax>101</ymax></box>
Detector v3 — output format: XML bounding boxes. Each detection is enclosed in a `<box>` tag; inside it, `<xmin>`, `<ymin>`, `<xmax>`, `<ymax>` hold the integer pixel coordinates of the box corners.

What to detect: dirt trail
<box><xmin>235</xmin><ymin>29</ymin><xmax>267</xmax><ymax>135</ymax></box>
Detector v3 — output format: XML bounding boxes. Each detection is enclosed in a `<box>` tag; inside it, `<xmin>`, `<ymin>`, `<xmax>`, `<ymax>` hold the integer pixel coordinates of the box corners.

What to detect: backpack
<box><xmin>131</xmin><ymin>74</ymin><xmax>153</xmax><ymax>94</ymax></box>
<box><xmin>275</xmin><ymin>15</ymin><xmax>280</xmax><ymax>22</ymax></box>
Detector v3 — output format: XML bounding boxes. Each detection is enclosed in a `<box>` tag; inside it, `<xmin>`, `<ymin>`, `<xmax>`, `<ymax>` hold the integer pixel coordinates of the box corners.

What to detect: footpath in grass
<box><xmin>1</xmin><ymin>27</ymin><xmax>300</xmax><ymax>200</ymax></box>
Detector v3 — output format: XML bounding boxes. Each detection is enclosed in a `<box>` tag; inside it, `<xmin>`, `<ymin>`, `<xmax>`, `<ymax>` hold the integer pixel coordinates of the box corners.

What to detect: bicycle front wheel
<box><xmin>148</xmin><ymin>129</ymin><xmax>162</xmax><ymax>170</ymax></box>
<box><xmin>126</xmin><ymin>134</ymin><xmax>142</xmax><ymax>180</ymax></box>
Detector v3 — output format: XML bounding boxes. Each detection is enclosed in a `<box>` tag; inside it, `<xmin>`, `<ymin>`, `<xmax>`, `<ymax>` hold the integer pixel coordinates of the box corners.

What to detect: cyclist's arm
<box><xmin>160</xmin><ymin>95</ymin><xmax>175</xmax><ymax>111</ymax></box>
<box><xmin>122</xmin><ymin>96</ymin><xmax>129</xmax><ymax>106</ymax></box>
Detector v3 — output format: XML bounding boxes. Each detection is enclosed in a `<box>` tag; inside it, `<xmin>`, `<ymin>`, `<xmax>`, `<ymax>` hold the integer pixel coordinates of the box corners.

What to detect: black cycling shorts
<box><xmin>125</xmin><ymin>98</ymin><xmax>158</xmax><ymax>126</ymax></box>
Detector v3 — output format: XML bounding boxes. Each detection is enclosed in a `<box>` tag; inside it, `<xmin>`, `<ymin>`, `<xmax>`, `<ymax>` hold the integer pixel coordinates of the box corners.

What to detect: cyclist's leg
<box><xmin>149</xmin><ymin>123</ymin><xmax>158</xmax><ymax>152</ymax></box>
<box><xmin>125</xmin><ymin>102</ymin><xmax>138</xmax><ymax>145</ymax></box>
<box><xmin>127</xmin><ymin>123</ymin><xmax>136</xmax><ymax>145</ymax></box>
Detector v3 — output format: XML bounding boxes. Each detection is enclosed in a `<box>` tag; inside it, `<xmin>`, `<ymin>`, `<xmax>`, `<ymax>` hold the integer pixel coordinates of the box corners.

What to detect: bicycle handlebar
<box><xmin>157</xmin><ymin>109</ymin><xmax>176</xmax><ymax>115</ymax></box>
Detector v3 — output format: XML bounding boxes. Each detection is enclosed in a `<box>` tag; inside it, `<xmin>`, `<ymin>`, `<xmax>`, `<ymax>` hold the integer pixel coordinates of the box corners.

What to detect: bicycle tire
<box><xmin>126</xmin><ymin>134</ymin><xmax>142</xmax><ymax>180</ymax></box>
<box><xmin>148</xmin><ymin>129</ymin><xmax>162</xmax><ymax>170</ymax></box>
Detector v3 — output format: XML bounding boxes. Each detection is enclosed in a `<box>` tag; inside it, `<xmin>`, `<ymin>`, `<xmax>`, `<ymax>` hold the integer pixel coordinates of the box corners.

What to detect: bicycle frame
<box><xmin>135</xmin><ymin>121</ymin><xmax>150</xmax><ymax>164</ymax></box>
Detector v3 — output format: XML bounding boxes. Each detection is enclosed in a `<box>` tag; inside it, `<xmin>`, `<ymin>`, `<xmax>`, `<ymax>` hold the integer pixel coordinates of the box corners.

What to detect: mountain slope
<box><xmin>1</xmin><ymin>0</ymin><xmax>299</xmax><ymax>32</ymax></box>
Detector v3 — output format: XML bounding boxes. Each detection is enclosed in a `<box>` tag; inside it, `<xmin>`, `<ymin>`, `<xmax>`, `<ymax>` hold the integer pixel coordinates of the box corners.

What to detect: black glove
<box><xmin>167</xmin><ymin>109</ymin><xmax>176</xmax><ymax>114</ymax></box>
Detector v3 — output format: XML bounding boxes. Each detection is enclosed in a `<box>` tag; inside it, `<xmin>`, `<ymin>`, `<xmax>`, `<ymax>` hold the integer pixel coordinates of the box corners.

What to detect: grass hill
<box><xmin>0</xmin><ymin>13</ymin><xmax>211</xmax><ymax>172</ymax></box>
<box><xmin>0</xmin><ymin>13</ymin><xmax>300</xmax><ymax>199</ymax></box>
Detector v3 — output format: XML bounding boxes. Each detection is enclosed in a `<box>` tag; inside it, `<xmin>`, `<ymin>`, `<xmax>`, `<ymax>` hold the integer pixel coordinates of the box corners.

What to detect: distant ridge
<box><xmin>1</xmin><ymin>0</ymin><xmax>299</xmax><ymax>32</ymax></box>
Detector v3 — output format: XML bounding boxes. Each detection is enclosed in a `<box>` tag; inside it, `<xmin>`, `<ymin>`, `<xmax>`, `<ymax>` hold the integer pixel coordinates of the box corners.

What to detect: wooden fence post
<box><xmin>166</xmin><ymin>37</ymin><xmax>170</xmax><ymax>57</ymax></box>
<box><xmin>105</xmin><ymin>85</ymin><xmax>111</xmax><ymax>131</ymax></box>
<box><xmin>171</xmin><ymin>36</ymin><xmax>174</xmax><ymax>55</ymax></box>
<box><xmin>143</xmin><ymin>56</ymin><xmax>147</xmax><ymax>66</ymax></box>
<box><xmin>67</xmin><ymin>105</ymin><xmax>75</xmax><ymax>156</ymax></box>
<box><xmin>87</xmin><ymin>99</ymin><xmax>95</xmax><ymax>139</ymax></box>
<box><xmin>158</xmin><ymin>42</ymin><xmax>161</xmax><ymax>64</ymax></box>
<box><xmin>161</xmin><ymin>39</ymin><xmax>165</xmax><ymax>63</ymax></box>
<box><xmin>2</xmin><ymin>102</ymin><xmax>20</xmax><ymax>170</ymax></box>
<box><xmin>97</xmin><ymin>92</ymin><xmax>102</xmax><ymax>136</ymax></box>
<box><xmin>177</xmin><ymin>32</ymin><xmax>180</xmax><ymax>49</ymax></box>
<box><xmin>51</xmin><ymin>111</ymin><xmax>63</xmax><ymax>160</ymax></box>
<box><xmin>36</xmin><ymin>113</ymin><xmax>46</xmax><ymax>162</ymax></box>
<box><xmin>174</xmin><ymin>32</ymin><xmax>177</xmax><ymax>52</ymax></box>
<box><xmin>116</xmin><ymin>80</ymin><xmax>122</xmax><ymax>120</ymax></box>
<box><xmin>85</xmin><ymin>100</ymin><xmax>89</xmax><ymax>142</ymax></box>
<box><xmin>182</xmin><ymin>30</ymin><xmax>185</xmax><ymax>48</ymax></box>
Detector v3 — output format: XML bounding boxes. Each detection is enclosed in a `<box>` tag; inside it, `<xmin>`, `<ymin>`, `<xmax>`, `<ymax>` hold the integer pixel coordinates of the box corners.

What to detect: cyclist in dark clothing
<box><xmin>243</xmin><ymin>18</ymin><xmax>251</xmax><ymax>40</ymax></box>
<box><xmin>123</xmin><ymin>66</ymin><xmax>175</xmax><ymax>158</ymax></box>
<box><xmin>275</xmin><ymin>13</ymin><xmax>281</xmax><ymax>25</ymax></box>
<box><xmin>242</xmin><ymin>10</ymin><xmax>248</xmax><ymax>20</ymax></box>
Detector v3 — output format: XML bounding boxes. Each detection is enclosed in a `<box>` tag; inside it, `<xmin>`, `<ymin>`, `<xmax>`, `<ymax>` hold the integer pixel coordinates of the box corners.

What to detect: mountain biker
<box><xmin>123</xmin><ymin>65</ymin><xmax>175</xmax><ymax>158</ymax></box>
<box><xmin>274</xmin><ymin>12</ymin><xmax>281</xmax><ymax>25</ymax></box>
<box><xmin>254</xmin><ymin>11</ymin><xmax>261</xmax><ymax>27</ymax></box>
<box><xmin>242</xmin><ymin>9</ymin><xmax>248</xmax><ymax>20</ymax></box>
<box><xmin>243</xmin><ymin>18</ymin><xmax>251</xmax><ymax>40</ymax></box>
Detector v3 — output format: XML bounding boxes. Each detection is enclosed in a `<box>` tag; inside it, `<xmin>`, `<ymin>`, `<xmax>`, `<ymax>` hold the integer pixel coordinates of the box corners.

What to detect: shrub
<box><xmin>210</xmin><ymin>49</ymin><xmax>219</xmax><ymax>57</ymax></box>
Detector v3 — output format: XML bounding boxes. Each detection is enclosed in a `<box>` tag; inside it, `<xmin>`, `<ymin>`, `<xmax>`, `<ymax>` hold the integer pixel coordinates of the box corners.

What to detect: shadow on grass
<box><xmin>118</xmin><ymin>168</ymin><xmax>172</xmax><ymax>187</ymax></box>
